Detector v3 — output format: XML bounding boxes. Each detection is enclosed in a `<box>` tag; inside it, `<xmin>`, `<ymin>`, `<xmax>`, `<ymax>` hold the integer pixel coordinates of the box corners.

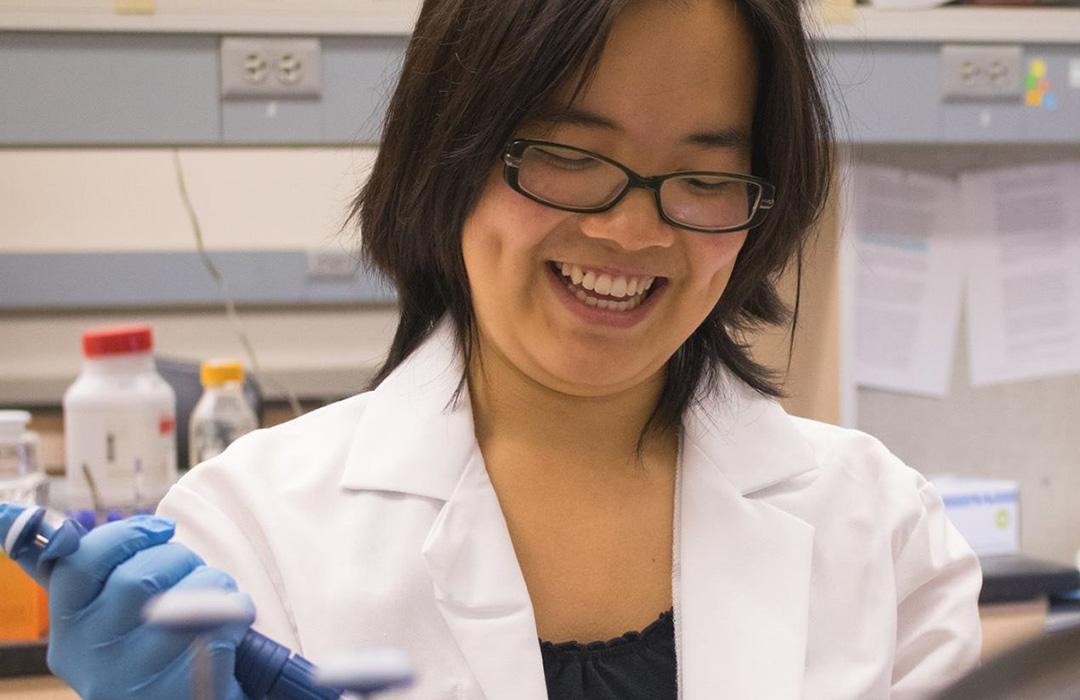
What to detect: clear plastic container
<box><xmin>0</xmin><ymin>410</ymin><xmax>46</xmax><ymax>505</ymax></box>
<box><xmin>189</xmin><ymin>359</ymin><xmax>258</xmax><ymax>469</ymax></box>
<box><xmin>63</xmin><ymin>325</ymin><xmax>177</xmax><ymax>524</ymax></box>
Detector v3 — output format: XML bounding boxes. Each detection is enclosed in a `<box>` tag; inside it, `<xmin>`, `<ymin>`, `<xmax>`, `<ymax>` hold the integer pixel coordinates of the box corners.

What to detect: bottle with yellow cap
<box><xmin>188</xmin><ymin>360</ymin><xmax>259</xmax><ymax>469</ymax></box>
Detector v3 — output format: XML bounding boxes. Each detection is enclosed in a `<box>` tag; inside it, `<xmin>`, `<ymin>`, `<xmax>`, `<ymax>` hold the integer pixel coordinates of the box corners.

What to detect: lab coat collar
<box><xmin>683</xmin><ymin>374</ymin><xmax>818</xmax><ymax>496</ymax></box>
<box><xmin>340</xmin><ymin>320</ymin><xmax>818</xmax><ymax>498</ymax></box>
<box><xmin>341</xmin><ymin>320</ymin><xmax>818</xmax><ymax>698</ymax></box>
<box><xmin>340</xmin><ymin>319</ymin><xmax>472</xmax><ymax>500</ymax></box>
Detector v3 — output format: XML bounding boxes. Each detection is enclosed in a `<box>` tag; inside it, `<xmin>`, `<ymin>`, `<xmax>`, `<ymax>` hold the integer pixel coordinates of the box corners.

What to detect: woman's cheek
<box><xmin>690</xmin><ymin>230</ymin><xmax>748</xmax><ymax>297</ymax></box>
<box><xmin>500</xmin><ymin>193</ymin><xmax>570</xmax><ymax>246</ymax></box>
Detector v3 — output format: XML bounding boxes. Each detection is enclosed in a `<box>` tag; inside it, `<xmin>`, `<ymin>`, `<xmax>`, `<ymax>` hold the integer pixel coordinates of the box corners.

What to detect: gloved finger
<box><xmin>81</xmin><ymin>542</ymin><xmax>204</xmax><ymax>641</ymax></box>
<box><xmin>49</xmin><ymin>516</ymin><xmax>178</xmax><ymax>615</ymax></box>
<box><xmin>128</xmin><ymin>566</ymin><xmax>253</xmax><ymax>671</ymax></box>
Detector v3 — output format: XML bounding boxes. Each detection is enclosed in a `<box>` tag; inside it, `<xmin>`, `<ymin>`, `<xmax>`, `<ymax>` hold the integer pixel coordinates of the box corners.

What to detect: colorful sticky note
<box><xmin>1044</xmin><ymin>93</ymin><xmax>1058</xmax><ymax>111</ymax></box>
<box><xmin>1026</xmin><ymin>74</ymin><xmax>1039</xmax><ymax>90</ymax></box>
<box><xmin>1026</xmin><ymin>90</ymin><xmax>1042</xmax><ymax>107</ymax></box>
<box><xmin>1030</xmin><ymin>59</ymin><xmax>1047</xmax><ymax>79</ymax></box>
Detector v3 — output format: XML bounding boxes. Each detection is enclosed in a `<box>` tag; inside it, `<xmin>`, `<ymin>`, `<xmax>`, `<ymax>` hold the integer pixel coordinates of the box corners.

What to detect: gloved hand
<box><xmin>45</xmin><ymin>515</ymin><xmax>254</xmax><ymax>700</ymax></box>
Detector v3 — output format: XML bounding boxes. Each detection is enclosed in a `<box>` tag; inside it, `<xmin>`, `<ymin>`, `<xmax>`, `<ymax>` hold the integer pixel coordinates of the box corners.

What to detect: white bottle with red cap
<box><xmin>63</xmin><ymin>325</ymin><xmax>178</xmax><ymax>525</ymax></box>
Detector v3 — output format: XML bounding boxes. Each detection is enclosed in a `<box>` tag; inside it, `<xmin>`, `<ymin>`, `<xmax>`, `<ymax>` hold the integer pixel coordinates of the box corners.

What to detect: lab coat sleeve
<box><xmin>890</xmin><ymin>476</ymin><xmax>983</xmax><ymax>699</ymax></box>
<box><xmin>156</xmin><ymin>461</ymin><xmax>300</xmax><ymax>651</ymax></box>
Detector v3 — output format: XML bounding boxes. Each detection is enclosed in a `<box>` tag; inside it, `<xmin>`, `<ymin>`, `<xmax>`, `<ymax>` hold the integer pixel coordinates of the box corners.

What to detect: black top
<box><xmin>539</xmin><ymin>609</ymin><xmax>677</xmax><ymax>700</ymax></box>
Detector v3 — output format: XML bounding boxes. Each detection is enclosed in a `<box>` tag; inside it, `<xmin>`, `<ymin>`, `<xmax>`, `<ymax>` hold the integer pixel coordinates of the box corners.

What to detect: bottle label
<box><xmin>66</xmin><ymin>407</ymin><xmax>177</xmax><ymax>511</ymax></box>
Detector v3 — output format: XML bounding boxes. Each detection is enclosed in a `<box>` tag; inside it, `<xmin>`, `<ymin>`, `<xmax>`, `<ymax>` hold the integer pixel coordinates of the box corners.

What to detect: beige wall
<box><xmin>0</xmin><ymin>147</ymin><xmax>375</xmax><ymax>253</ymax></box>
<box><xmin>0</xmin><ymin>147</ymin><xmax>395</xmax><ymax>405</ymax></box>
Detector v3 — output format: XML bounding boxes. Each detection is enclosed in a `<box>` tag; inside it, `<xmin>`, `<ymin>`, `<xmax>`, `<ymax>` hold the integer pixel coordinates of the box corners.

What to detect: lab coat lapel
<box><xmin>422</xmin><ymin>447</ymin><xmax>547</xmax><ymax>700</ymax></box>
<box><xmin>339</xmin><ymin>322</ymin><xmax>473</xmax><ymax>501</ymax></box>
<box><xmin>340</xmin><ymin>321</ymin><xmax>547</xmax><ymax>699</ymax></box>
<box><xmin>678</xmin><ymin>380</ymin><xmax>817</xmax><ymax>699</ymax></box>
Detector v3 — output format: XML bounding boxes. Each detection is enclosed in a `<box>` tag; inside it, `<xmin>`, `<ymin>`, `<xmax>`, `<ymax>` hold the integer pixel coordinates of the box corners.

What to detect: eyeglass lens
<box><xmin>515</xmin><ymin>143</ymin><xmax>761</xmax><ymax>230</ymax></box>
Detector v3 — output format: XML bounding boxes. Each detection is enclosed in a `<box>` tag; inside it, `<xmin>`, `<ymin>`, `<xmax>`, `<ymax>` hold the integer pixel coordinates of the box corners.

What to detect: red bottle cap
<box><xmin>82</xmin><ymin>325</ymin><xmax>154</xmax><ymax>358</ymax></box>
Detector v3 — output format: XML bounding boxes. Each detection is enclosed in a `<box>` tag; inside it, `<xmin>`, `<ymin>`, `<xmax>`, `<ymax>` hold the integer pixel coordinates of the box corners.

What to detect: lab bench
<box><xmin>0</xmin><ymin>675</ymin><xmax>74</xmax><ymax>700</ymax></box>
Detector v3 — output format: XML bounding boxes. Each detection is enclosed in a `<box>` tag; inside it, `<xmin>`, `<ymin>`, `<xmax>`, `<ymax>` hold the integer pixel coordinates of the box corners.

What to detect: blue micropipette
<box><xmin>0</xmin><ymin>502</ymin><xmax>412</xmax><ymax>700</ymax></box>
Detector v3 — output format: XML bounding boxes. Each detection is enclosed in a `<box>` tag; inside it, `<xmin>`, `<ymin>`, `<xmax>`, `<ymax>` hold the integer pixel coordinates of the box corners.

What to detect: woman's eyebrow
<box><xmin>685</xmin><ymin>127</ymin><xmax>749</xmax><ymax>150</ymax></box>
<box><xmin>534</xmin><ymin>106</ymin><xmax>620</xmax><ymax>130</ymax></box>
<box><xmin>534</xmin><ymin>106</ymin><xmax>748</xmax><ymax>149</ymax></box>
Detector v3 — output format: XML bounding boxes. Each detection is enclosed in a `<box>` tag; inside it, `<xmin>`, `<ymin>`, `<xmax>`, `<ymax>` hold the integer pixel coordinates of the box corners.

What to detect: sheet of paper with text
<box><xmin>961</xmin><ymin>162</ymin><xmax>1080</xmax><ymax>386</ymax></box>
<box><xmin>853</xmin><ymin>166</ymin><xmax>966</xmax><ymax>397</ymax></box>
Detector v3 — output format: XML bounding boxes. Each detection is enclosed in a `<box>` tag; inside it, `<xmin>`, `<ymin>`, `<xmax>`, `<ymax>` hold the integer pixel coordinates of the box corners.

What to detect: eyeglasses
<box><xmin>502</xmin><ymin>139</ymin><xmax>775</xmax><ymax>234</ymax></box>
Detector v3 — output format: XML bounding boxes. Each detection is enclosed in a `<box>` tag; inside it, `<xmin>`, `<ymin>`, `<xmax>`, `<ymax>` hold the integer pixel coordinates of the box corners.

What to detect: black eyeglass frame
<box><xmin>502</xmin><ymin>139</ymin><xmax>776</xmax><ymax>234</ymax></box>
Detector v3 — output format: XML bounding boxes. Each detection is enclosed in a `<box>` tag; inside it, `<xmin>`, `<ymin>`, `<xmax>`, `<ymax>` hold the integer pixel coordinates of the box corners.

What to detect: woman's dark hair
<box><xmin>350</xmin><ymin>0</ymin><xmax>833</xmax><ymax>438</ymax></box>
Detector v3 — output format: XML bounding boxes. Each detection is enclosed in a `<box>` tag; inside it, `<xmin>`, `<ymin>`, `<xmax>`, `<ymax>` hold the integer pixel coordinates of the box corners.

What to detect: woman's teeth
<box><xmin>555</xmin><ymin>262</ymin><xmax>656</xmax><ymax>312</ymax></box>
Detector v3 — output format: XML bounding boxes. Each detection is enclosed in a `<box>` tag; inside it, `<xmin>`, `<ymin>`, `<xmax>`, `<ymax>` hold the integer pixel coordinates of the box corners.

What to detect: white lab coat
<box><xmin>158</xmin><ymin>321</ymin><xmax>982</xmax><ymax>699</ymax></box>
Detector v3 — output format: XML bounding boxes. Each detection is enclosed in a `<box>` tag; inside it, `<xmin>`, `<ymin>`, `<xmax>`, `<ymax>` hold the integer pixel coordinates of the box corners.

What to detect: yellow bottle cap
<box><xmin>200</xmin><ymin>360</ymin><xmax>245</xmax><ymax>387</ymax></box>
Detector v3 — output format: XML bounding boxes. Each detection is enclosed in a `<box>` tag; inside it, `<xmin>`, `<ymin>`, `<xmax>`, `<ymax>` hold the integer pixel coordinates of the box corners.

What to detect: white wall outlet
<box><xmin>941</xmin><ymin>44</ymin><xmax>1023</xmax><ymax>101</ymax></box>
<box><xmin>306</xmin><ymin>249</ymin><xmax>359</xmax><ymax>279</ymax></box>
<box><xmin>221</xmin><ymin>37</ymin><xmax>322</xmax><ymax>99</ymax></box>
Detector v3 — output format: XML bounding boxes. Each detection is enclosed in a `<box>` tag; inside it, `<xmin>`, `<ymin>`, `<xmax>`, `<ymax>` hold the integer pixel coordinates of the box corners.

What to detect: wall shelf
<box><xmin>0</xmin><ymin>0</ymin><xmax>421</xmax><ymax>35</ymax></box>
<box><xmin>3</xmin><ymin>4</ymin><xmax>1080</xmax><ymax>43</ymax></box>
<box><xmin>818</xmin><ymin>7</ymin><xmax>1080</xmax><ymax>44</ymax></box>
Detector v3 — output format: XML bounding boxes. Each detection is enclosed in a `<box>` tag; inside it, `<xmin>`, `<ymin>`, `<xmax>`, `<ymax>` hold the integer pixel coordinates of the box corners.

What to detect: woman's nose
<box><xmin>577</xmin><ymin>188</ymin><xmax>676</xmax><ymax>251</ymax></box>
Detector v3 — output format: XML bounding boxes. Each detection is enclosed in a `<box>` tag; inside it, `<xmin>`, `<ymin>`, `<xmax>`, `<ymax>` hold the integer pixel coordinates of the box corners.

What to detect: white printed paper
<box><xmin>853</xmin><ymin>166</ymin><xmax>965</xmax><ymax>397</ymax></box>
<box><xmin>962</xmin><ymin>163</ymin><xmax>1080</xmax><ymax>386</ymax></box>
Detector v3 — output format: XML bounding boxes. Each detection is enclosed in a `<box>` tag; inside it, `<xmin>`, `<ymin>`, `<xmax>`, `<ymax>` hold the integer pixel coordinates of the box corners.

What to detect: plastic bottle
<box><xmin>0</xmin><ymin>410</ymin><xmax>45</xmax><ymax>505</ymax></box>
<box><xmin>189</xmin><ymin>359</ymin><xmax>258</xmax><ymax>469</ymax></box>
<box><xmin>63</xmin><ymin>325</ymin><xmax>177</xmax><ymax>525</ymax></box>
<box><xmin>0</xmin><ymin>410</ymin><xmax>49</xmax><ymax>641</ymax></box>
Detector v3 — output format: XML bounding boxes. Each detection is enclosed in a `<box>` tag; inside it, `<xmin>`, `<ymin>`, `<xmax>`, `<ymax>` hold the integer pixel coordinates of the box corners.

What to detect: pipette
<box><xmin>144</xmin><ymin>589</ymin><xmax>254</xmax><ymax>700</ymax></box>
<box><xmin>0</xmin><ymin>503</ymin><xmax>414</xmax><ymax>700</ymax></box>
<box><xmin>313</xmin><ymin>649</ymin><xmax>414</xmax><ymax>700</ymax></box>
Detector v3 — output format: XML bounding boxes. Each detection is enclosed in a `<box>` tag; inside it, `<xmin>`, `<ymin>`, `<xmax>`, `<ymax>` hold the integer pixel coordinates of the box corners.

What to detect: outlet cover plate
<box><xmin>941</xmin><ymin>44</ymin><xmax>1024</xmax><ymax>101</ymax></box>
<box><xmin>221</xmin><ymin>37</ymin><xmax>322</xmax><ymax>99</ymax></box>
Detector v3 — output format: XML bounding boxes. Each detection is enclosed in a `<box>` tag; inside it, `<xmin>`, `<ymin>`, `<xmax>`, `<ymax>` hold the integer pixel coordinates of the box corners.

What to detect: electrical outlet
<box><xmin>221</xmin><ymin>37</ymin><xmax>322</xmax><ymax>99</ymax></box>
<box><xmin>941</xmin><ymin>44</ymin><xmax>1023</xmax><ymax>101</ymax></box>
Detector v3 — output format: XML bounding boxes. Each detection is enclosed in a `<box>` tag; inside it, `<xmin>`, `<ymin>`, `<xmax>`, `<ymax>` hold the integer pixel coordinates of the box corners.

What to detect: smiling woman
<box><xmin>31</xmin><ymin>0</ymin><xmax>982</xmax><ymax>699</ymax></box>
<box><xmin>357</xmin><ymin>0</ymin><xmax>832</xmax><ymax>433</ymax></box>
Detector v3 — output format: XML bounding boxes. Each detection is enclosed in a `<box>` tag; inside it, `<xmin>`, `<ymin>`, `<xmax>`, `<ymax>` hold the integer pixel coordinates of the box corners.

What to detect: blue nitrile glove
<box><xmin>45</xmin><ymin>515</ymin><xmax>255</xmax><ymax>700</ymax></box>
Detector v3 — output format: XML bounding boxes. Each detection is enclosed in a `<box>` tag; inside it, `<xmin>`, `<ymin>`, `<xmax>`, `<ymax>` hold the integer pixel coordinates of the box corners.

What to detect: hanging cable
<box><xmin>172</xmin><ymin>149</ymin><xmax>304</xmax><ymax>418</ymax></box>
